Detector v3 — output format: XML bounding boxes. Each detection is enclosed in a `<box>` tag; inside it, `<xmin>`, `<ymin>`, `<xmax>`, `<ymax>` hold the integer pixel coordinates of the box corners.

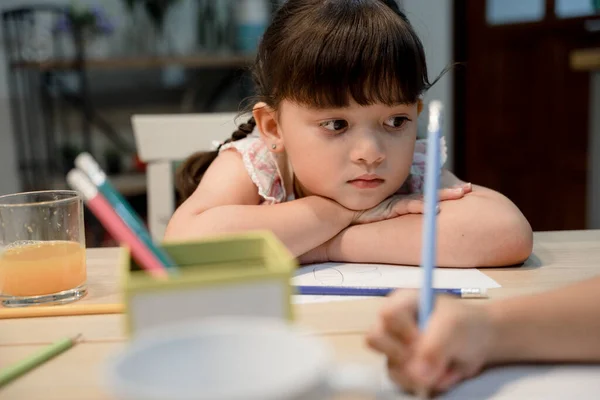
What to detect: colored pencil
<box><xmin>75</xmin><ymin>153</ymin><xmax>176</xmax><ymax>268</ymax></box>
<box><xmin>0</xmin><ymin>335</ymin><xmax>82</xmax><ymax>388</ymax></box>
<box><xmin>0</xmin><ymin>304</ymin><xmax>124</xmax><ymax>319</ymax></box>
<box><xmin>295</xmin><ymin>285</ymin><xmax>487</xmax><ymax>298</ymax></box>
<box><xmin>67</xmin><ymin>169</ymin><xmax>168</xmax><ymax>278</ymax></box>
<box><xmin>418</xmin><ymin>100</ymin><xmax>443</xmax><ymax>331</ymax></box>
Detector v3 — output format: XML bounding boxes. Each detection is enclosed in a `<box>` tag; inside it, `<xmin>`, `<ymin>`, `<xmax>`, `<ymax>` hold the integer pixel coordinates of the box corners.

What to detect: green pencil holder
<box><xmin>120</xmin><ymin>231</ymin><xmax>297</xmax><ymax>337</ymax></box>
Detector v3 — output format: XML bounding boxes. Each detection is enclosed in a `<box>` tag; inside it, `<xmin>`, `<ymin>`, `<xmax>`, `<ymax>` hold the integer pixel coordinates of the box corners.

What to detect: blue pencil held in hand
<box><xmin>418</xmin><ymin>100</ymin><xmax>443</xmax><ymax>331</ymax></box>
<box><xmin>75</xmin><ymin>153</ymin><xmax>176</xmax><ymax>269</ymax></box>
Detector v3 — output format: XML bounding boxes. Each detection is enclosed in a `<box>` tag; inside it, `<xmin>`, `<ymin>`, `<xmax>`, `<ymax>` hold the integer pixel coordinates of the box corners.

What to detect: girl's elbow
<box><xmin>163</xmin><ymin>208</ymin><xmax>202</xmax><ymax>241</ymax></box>
<box><xmin>448</xmin><ymin>212</ymin><xmax>532</xmax><ymax>268</ymax></box>
<box><xmin>480</xmin><ymin>213</ymin><xmax>533</xmax><ymax>267</ymax></box>
<box><xmin>163</xmin><ymin>214</ymin><xmax>184</xmax><ymax>241</ymax></box>
<box><xmin>511</xmin><ymin>219</ymin><xmax>534</xmax><ymax>263</ymax></box>
<box><xmin>164</xmin><ymin>207</ymin><xmax>234</xmax><ymax>242</ymax></box>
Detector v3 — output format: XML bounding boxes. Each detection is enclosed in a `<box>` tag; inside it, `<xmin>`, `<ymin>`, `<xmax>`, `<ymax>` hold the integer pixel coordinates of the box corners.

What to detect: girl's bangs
<box><xmin>272</xmin><ymin>2</ymin><xmax>430</xmax><ymax>109</ymax></box>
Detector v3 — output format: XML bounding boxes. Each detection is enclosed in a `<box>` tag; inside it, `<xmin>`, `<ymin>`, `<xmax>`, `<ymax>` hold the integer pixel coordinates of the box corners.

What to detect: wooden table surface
<box><xmin>2</xmin><ymin>230</ymin><xmax>600</xmax><ymax>399</ymax></box>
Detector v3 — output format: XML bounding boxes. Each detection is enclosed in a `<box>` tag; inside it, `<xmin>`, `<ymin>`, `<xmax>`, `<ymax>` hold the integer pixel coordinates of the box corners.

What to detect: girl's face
<box><xmin>274</xmin><ymin>99</ymin><xmax>419</xmax><ymax>211</ymax></box>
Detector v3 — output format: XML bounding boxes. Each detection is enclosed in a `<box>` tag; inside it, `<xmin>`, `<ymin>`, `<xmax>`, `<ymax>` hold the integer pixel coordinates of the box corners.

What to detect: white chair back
<box><xmin>132</xmin><ymin>113</ymin><xmax>238</xmax><ymax>240</ymax></box>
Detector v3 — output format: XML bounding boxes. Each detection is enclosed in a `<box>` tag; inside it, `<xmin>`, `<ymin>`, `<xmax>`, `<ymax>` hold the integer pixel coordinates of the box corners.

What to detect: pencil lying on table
<box><xmin>295</xmin><ymin>285</ymin><xmax>487</xmax><ymax>298</ymax></box>
<box><xmin>0</xmin><ymin>304</ymin><xmax>124</xmax><ymax>320</ymax></box>
<box><xmin>0</xmin><ymin>334</ymin><xmax>82</xmax><ymax>388</ymax></box>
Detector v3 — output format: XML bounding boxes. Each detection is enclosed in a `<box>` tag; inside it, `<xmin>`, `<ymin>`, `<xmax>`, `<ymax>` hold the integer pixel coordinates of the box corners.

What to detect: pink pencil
<box><xmin>67</xmin><ymin>169</ymin><xmax>168</xmax><ymax>279</ymax></box>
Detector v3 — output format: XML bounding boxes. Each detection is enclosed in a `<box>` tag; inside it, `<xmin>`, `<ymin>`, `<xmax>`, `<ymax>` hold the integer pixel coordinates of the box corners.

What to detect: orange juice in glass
<box><xmin>0</xmin><ymin>190</ymin><xmax>87</xmax><ymax>306</ymax></box>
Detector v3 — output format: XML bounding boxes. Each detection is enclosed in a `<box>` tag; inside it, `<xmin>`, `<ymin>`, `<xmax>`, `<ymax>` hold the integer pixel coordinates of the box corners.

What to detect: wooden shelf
<box><xmin>11</xmin><ymin>54</ymin><xmax>254</xmax><ymax>71</ymax></box>
<box><xmin>52</xmin><ymin>172</ymin><xmax>147</xmax><ymax>197</ymax></box>
<box><xmin>570</xmin><ymin>48</ymin><xmax>600</xmax><ymax>71</ymax></box>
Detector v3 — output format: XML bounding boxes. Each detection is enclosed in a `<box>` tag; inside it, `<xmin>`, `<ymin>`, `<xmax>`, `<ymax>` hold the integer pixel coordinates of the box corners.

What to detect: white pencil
<box><xmin>418</xmin><ymin>100</ymin><xmax>443</xmax><ymax>331</ymax></box>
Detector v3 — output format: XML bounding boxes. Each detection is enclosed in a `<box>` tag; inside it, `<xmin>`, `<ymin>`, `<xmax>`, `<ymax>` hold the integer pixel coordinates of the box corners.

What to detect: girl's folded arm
<box><xmin>323</xmin><ymin>174</ymin><xmax>533</xmax><ymax>268</ymax></box>
<box><xmin>165</xmin><ymin>150</ymin><xmax>354</xmax><ymax>257</ymax></box>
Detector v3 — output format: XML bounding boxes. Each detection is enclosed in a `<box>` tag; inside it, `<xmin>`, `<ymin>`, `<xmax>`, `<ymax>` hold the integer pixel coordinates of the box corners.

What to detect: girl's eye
<box><xmin>320</xmin><ymin>119</ymin><xmax>348</xmax><ymax>132</ymax></box>
<box><xmin>384</xmin><ymin>116</ymin><xmax>409</xmax><ymax>129</ymax></box>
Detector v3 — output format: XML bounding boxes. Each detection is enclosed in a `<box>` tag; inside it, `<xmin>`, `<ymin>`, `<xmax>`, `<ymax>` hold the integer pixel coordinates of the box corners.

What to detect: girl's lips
<box><xmin>348</xmin><ymin>178</ymin><xmax>385</xmax><ymax>189</ymax></box>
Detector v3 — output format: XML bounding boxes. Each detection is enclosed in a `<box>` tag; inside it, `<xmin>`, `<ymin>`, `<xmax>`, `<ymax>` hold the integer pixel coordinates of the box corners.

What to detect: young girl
<box><xmin>166</xmin><ymin>0</ymin><xmax>532</xmax><ymax>268</ymax></box>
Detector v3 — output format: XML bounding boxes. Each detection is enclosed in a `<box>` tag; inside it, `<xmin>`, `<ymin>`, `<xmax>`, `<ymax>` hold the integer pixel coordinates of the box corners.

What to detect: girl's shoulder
<box><xmin>219</xmin><ymin>136</ymin><xmax>287</xmax><ymax>204</ymax></box>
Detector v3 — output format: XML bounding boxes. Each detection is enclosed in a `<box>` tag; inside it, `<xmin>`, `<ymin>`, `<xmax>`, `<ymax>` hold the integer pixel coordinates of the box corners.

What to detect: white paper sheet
<box><xmin>379</xmin><ymin>365</ymin><xmax>600</xmax><ymax>399</ymax></box>
<box><xmin>291</xmin><ymin>262</ymin><xmax>501</xmax><ymax>304</ymax></box>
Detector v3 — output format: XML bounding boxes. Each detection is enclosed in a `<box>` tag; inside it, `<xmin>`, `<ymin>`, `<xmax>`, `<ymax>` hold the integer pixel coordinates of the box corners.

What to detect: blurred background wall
<box><xmin>0</xmin><ymin>0</ymin><xmax>598</xmax><ymax>243</ymax></box>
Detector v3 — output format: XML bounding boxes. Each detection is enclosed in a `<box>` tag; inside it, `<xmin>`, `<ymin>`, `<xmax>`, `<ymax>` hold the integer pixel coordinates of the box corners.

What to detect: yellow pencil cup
<box><xmin>120</xmin><ymin>231</ymin><xmax>297</xmax><ymax>337</ymax></box>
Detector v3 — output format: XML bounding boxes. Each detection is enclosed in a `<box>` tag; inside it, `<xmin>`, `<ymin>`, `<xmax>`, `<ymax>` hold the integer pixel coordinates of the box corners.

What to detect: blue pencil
<box><xmin>75</xmin><ymin>153</ymin><xmax>177</xmax><ymax>269</ymax></box>
<box><xmin>418</xmin><ymin>101</ymin><xmax>443</xmax><ymax>331</ymax></box>
<box><xmin>295</xmin><ymin>285</ymin><xmax>487</xmax><ymax>298</ymax></box>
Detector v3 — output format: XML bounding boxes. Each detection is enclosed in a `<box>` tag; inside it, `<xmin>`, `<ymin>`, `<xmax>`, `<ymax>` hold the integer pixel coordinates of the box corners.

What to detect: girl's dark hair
<box><xmin>176</xmin><ymin>117</ymin><xmax>256</xmax><ymax>201</ymax></box>
<box><xmin>176</xmin><ymin>0</ymin><xmax>432</xmax><ymax>201</ymax></box>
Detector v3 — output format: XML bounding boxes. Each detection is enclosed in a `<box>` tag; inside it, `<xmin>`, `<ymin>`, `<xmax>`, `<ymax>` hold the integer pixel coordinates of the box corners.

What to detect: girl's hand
<box><xmin>366</xmin><ymin>290</ymin><xmax>494</xmax><ymax>394</ymax></box>
<box><xmin>351</xmin><ymin>183</ymin><xmax>472</xmax><ymax>225</ymax></box>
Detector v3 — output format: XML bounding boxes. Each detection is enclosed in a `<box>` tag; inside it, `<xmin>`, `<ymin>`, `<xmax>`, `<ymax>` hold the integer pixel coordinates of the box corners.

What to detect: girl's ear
<box><xmin>253</xmin><ymin>102</ymin><xmax>285</xmax><ymax>153</ymax></box>
<box><xmin>417</xmin><ymin>99</ymin><xmax>424</xmax><ymax>115</ymax></box>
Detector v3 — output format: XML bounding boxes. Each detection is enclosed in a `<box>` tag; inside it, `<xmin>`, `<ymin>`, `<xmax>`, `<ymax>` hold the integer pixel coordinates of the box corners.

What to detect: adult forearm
<box><xmin>165</xmin><ymin>196</ymin><xmax>353</xmax><ymax>257</ymax></box>
<box><xmin>487</xmin><ymin>276</ymin><xmax>600</xmax><ymax>363</ymax></box>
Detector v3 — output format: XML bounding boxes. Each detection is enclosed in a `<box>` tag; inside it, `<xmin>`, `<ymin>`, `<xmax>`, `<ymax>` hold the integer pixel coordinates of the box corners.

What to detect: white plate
<box><xmin>105</xmin><ymin>317</ymin><xmax>333</xmax><ymax>400</ymax></box>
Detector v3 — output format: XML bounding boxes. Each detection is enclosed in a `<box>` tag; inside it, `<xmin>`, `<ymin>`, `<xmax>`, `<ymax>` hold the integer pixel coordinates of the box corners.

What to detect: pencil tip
<box><xmin>73</xmin><ymin>334</ymin><xmax>83</xmax><ymax>343</ymax></box>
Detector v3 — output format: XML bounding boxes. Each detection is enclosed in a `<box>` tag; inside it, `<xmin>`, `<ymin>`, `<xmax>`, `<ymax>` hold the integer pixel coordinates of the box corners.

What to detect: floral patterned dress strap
<box><xmin>397</xmin><ymin>136</ymin><xmax>448</xmax><ymax>194</ymax></box>
<box><xmin>219</xmin><ymin>136</ymin><xmax>286</xmax><ymax>204</ymax></box>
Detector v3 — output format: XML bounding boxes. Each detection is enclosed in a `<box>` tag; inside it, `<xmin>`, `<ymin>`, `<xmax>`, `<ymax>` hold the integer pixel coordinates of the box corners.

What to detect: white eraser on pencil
<box><xmin>67</xmin><ymin>169</ymin><xmax>98</xmax><ymax>200</ymax></box>
<box><xmin>74</xmin><ymin>152</ymin><xmax>106</xmax><ymax>184</ymax></box>
<box><xmin>461</xmin><ymin>287</ymin><xmax>488</xmax><ymax>298</ymax></box>
<box><xmin>428</xmin><ymin>100</ymin><xmax>443</xmax><ymax>133</ymax></box>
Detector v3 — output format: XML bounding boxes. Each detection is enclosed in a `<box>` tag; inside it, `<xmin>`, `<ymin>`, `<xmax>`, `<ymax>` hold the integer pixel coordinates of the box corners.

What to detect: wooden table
<box><xmin>2</xmin><ymin>230</ymin><xmax>600</xmax><ymax>399</ymax></box>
